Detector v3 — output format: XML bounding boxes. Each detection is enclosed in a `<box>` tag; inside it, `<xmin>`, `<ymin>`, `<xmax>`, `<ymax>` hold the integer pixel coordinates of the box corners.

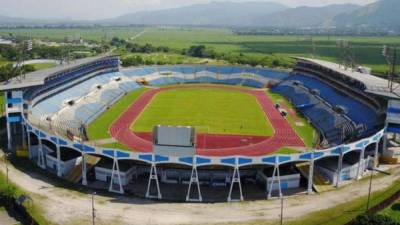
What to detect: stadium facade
<box><xmin>1</xmin><ymin>55</ymin><xmax>399</xmax><ymax>202</ymax></box>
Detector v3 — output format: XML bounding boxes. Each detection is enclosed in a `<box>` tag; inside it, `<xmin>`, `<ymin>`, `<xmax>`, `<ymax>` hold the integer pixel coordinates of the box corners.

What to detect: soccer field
<box><xmin>131</xmin><ymin>88</ymin><xmax>274</xmax><ymax>136</ymax></box>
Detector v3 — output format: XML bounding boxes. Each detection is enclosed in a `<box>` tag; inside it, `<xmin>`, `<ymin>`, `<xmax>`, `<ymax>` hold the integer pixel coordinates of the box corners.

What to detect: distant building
<box><xmin>0</xmin><ymin>38</ymin><xmax>13</xmax><ymax>45</ymax></box>
<box><xmin>64</xmin><ymin>34</ymin><xmax>83</xmax><ymax>44</ymax></box>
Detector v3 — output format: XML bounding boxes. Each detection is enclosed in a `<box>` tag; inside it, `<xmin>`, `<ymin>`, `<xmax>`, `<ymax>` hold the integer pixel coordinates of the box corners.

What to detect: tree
<box><xmin>352</xmin><ymin>214</ymin><xmax>400</xmax><ymax>225</ymax></box>
<box><xmin>0</xmin><ymin>63</ymin><xmax>18</xmax><ymax>82</ymax></box>
<box><xmin>186</xmin><ymin>45</ymin><xmax>207</xmax><ymax>58</ymax></box>
<box><xmin>121</xmin><ymin>55</ymin><xmax>144</xmax><ymax>67</ymax></box>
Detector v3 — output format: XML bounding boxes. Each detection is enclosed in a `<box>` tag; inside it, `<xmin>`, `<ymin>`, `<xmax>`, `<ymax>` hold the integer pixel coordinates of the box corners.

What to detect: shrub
<box><xmin>352</xmin><ymin>214</ymin><xmax>400</xmax><ymax>225</ymax></box>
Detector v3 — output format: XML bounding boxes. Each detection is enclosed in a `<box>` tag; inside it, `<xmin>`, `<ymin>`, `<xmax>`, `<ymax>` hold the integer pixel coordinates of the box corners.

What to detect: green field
<box><xmin>1</xmin><ymin>27</ymin><xmax>398</xmax><ymax>74</ymax></box>
<box><xmin>131</xmin><ymin>87</ymin><xmax>274</xmax><ymax>136</ymax></box>
<box><xmin>121</xmin><ymin>52</ymin><xmax>226</xmax><ymax>66</ymax></box>
<box><xmin>87</xmin><ymin>88</ymin><xmax>148</xmax><ymax>140</ymax></box>
<box><xmin>379</xmin><ymin>199</ymin><xmax>400</xmax><ymax>222</ymax></box>
<box><xmin>0</xmin><ymin>27</ymin><xmax>144</xmax><ymax>42</ymax></box>
<box><xmin>31</xmin><ymin>62</ymin><xmax>57</xmax><ymax>70</ymax></box>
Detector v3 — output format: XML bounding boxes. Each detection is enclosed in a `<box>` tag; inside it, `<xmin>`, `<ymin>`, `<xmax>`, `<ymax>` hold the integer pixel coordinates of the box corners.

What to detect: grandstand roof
<box><xmin>0</xmin><ymin>55</ymin><xmax>116</xmax><ymax>91</ymax></box>
<box><xmin>296</xmin><ymin>57</ymin><xmax>400</xmax><ymax>99</ymax></box>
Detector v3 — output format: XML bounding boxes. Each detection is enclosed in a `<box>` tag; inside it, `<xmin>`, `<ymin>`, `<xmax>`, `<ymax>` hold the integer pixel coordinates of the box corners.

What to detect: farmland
<box><xmin>0</xmin><ymin>27</ymin><xmax>398</xmax><ymax>75</ymax></box>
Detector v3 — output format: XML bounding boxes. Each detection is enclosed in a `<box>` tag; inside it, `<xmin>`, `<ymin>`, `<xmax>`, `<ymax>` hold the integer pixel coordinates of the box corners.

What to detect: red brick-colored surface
<box><xmin>109</xmin><ymin>85</ymin><xmax>304</xmax><ymax>156</ymax></box>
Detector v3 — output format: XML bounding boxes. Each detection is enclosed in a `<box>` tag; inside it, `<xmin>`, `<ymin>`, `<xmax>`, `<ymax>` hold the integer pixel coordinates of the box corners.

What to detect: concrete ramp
<box><xmin>65</xmin><ymin>155</ymin><xmax>100</xmax><ymax>183</ymax></box>
<box><xmin>296</xmin><ymin>162</ymin><xmax>334</xmax><ymax>193</ymax></box>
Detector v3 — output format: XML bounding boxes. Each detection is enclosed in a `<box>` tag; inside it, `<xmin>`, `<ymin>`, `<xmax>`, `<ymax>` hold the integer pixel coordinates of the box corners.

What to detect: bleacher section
<box><xmin>24</xmin><ymin>57</ymin><xmax>119</xmax><ymax>102</ymax></box>
<box><xmin>272</xmin><ymin>73</ymin><xmax>380</xmax><ymax>146</ymax></box>
<box><xmin>28</xmin><ymin>66</ymin><xmax>290</xmax><ymax>139</ymax></box>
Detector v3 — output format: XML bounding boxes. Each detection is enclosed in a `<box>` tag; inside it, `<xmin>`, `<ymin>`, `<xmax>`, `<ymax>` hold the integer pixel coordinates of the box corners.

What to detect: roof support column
<box><xmin>356</xmin><ymin>147</ymin><xmax>366</xmax><ymax>180</ymax></box>
<box><xmin>307</xmin><ymin>152</ymin><xmax>314</xmax><ymax>194</ymax></box>
<box><xmin>267</xmin><ymin>164</ymin><xmax>277</xmax><ymax>199</ymax></box>
<box><xmin>37</xmin><ymin>138</ymin><xmax>46</xmax><ymax>169</ymax></box>
<box><xmin>227</xmin><ymin>158</ymin><xmax>243</xmax><ymax>202</ymax></box>
<box><xmin>109</xmin><ymin>155</ymin><xmax>124</xmax><ymax>194</ymax></box>
<box><xmin>56</xmin><ymin>140</ymin><xmax>62</xmax><ymax>177</ymax></box>
<box><xmin>186</xmin><ymin>158</ymin><xmax>202</xmax><ymax>202</ymax></box>
<box><xmin>335</xmin><ymin>150</ymin><xmax>343</xmax><ymax>188</ymax></box>
<box><xmin>146</xmin><ymin>160</ymin><xmax>161</xmax><ymax>199</ymax></box>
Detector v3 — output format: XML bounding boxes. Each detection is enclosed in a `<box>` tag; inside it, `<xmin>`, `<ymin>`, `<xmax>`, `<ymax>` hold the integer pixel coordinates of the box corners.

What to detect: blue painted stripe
<box><xmin>331</xmin><ymin>147</ymin><xmax>342</xmax><ymax>155</ymax></box>
<box><xmin>387</xmin><ymin>127</ymin><xmax>400</xmax><ymax>134</ymax></box>
<box><xmin>6</xmin><ymin>98</ymin><xmax>22</xmax><ymax>104</ymax></box>
<box><xmin>281</xmin><ymin>182</ymin><xmax>288</xmax><ymax>190</ymax></box>
<box><xmin>179</xmin><ymin>157</ymin><xmax>193</xmax><ymax>164</ymax></box>
<box><xmin>102</xmin><ymin>150</ymin><xmax>114</xmax><ymax>157</ymax></box>
<box><xmin>373</xmin><ymin>133</ymin><xmax>381</xmax><ymax>141</ymax></box>
<box><xmin>39</xmin><ymin>132</ymin><xmax>46</xmax><ymax>138</ymax></box>
<box><xmin>139</xmin><ymin>154</ymin><xmax>153</xmax><ymax>162</ymax></box>
<box><xmin>238</xmin><ymin>157</ymin><xmax>252</xmax><ymax>165</ymax></box>
<box><xmin>155</xmin><ymin>155</ymin><xmax>169</xmax><ymax>162</ymax></box>
<box><xmin>262</xmin><ymin>156</ymin><xmax>276</xmax><ymax>164</ymax></box>
<box><xmin>278</xmin><ymin>156</ymin><xmax>291</xmax><ymax>163</ymax></box>
<box><xmin>7</xmin><ymin>116</ymin><xmax>21</xmax><ymax>123</ymax></box>
<box><xmin>355</xmin><ymin>140</ymin><xmax>369</xmax><ymax>149</ymax></box>
<box><xmin>73</xmin><ymin>143</ymin><xmax>83</xmax><ymax>150</ymax></box>
<box><xmin>196</xmin><ymin>157</ymin><xmax>211</xmax><ymax>165</ymax></box>
<box><xmin>387</xmin><ymin>108</ymin><xmax>400</xmax><ymax>114</ymax></box>
<box><xmin>299</xmin><ymin>153</ymin><xmax>312</xmax><ymax>160</ymax></box>
<box><xmin>221</xmin><ymin>158</ymin><xmax>236</xmax><ymax>165</ymax></box>
<box><xmin>58</xmin><ymin>139</ymin><xmax>68</xmax><ymax>146</ymax></box>
<box><xmin>116</xmin><ymin>151</ymin><xmax>130</xmax><ymax>158</ymax></box>
<box><xmin>50</xmin><ymin>137</ymin><xmax>58</xmax><ymax>143</ymax></box>
<box><xmin>83</xmin><ymin>145</ymin><xmax>96</xmax><ymax>153</ymax></box>
<box><xmin>314</xmin><ymin>152</ymin><xmax>324</xmax><ymax>159</ymax></box>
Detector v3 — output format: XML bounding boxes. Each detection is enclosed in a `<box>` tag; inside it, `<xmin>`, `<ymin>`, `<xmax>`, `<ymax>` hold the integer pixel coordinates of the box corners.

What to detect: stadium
<box><xmin>1</xmin><ymin>55</ymin><xmax>399</xmax><ymax>202</ymax></box>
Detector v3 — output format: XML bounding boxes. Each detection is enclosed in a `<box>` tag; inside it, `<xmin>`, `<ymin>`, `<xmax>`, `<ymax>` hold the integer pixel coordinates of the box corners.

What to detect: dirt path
<box><xmin>0</xmin><ymin>208</ymin><xmax>19</xmax><ymax>225</ymax></box>
<box><xmin>130</xmin><ymin>29</ymin><xmax>147</xmax><ymax>41</ymax></box>
<box><xmin>1</xmin><ymin>153</ymin><xmax>400</xmax><ymax>225</ymax></box>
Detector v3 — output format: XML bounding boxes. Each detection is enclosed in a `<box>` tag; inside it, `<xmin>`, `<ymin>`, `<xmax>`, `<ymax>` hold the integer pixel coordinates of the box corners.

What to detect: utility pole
<box><xmin>280</xmin><ymin>196</ymin><xmax>284</xmax><ymax>225</ymax></box>
<box><xmin>5</xmin><ymin>152</ymin><xmax>11</xmax><ymax>185</ymax></box>
<box><xmin>91</xmin><ymin>192</ymin><xmax>96</xmax><ymax>225</ymax></box>
<box><xmin>366</xmin><ymin>167</ymin><xmax>374</xmax><ymax>212</ymax></box>
<box><xmin>382</xmin><ymin>45</ymin><xmax>399</xmax><ymax>93</ymax></box>
<box><xmin>336</xmin><ymin>39</ymin><xmax>355</xmax><ymax>69</ymax></box>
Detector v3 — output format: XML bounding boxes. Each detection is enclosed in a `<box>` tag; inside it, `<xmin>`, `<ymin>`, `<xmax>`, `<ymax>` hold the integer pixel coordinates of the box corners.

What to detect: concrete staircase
<box><xmin>296</xmin><ymin>162</ymin><xmax>334</xmax><ymax>193</ymax></box>
<box><xmin>65</xmin><ymin>155</ymin><xmax>100</xmax><ymax>183</ymax></box>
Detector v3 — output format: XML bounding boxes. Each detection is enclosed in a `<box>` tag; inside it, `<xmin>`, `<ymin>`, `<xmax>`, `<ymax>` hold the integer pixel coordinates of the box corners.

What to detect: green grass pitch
<box><xmin>131</xmin><ymin>88</ymin><xmax>274</xmax><ymax>136</ymax></box>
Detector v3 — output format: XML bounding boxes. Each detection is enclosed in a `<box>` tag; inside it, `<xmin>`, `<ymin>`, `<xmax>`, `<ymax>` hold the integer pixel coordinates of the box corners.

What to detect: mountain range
<box><xmin>0</xmin><ymin>0</ymin><xmax>399</xmax><ymax>29</ymax></box>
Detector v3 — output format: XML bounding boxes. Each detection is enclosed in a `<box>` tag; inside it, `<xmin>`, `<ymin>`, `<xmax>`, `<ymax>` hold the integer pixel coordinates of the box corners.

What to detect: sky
<box><xmin>0</xmin><ymin>0</ymin><xmax>377</xmax><ymax>20</ymax></box>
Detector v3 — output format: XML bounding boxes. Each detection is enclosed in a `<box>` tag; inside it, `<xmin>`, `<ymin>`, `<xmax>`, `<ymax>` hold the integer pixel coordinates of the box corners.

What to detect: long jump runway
<box><xmin>109</xmin><ymin>85</ymin><xmax>305</xmax><ymax>156</ymax></box>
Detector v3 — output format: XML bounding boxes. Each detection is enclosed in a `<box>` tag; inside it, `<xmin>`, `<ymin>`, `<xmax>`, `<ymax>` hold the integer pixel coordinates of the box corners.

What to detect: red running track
<box><xmin>135</xmin><ymin>132</ymin><xmax>270</xmax><ymax>149</ymax></box>
<box><xmin>109</xmin><ymin>85</ymin><xmax>305</xmax><ymax>156</ymax></box>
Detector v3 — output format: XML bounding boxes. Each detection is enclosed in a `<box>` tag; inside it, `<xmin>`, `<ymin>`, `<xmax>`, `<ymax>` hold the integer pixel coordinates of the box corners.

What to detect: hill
<box><xmin>258</xmin><ymin>4</ymin><xmax>360</xmax><ymax>28</ymax></box>
<box><xmin>334</xmin><ymin>0</ymin><xmax>400</xmax><ymax>28</ymax></box>
<box><xmin>103</xmin><ymin>1</ymin><xmax>289</xmax><ymax>26</ymax></box>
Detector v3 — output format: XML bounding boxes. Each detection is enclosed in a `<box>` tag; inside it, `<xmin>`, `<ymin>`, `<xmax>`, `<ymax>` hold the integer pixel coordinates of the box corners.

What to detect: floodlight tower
<box><xmin>15</xmin><ymin>38</ymin><xmax>33</xmax><ymax>81</ymax></box>
<box><xmin>382</xmin><ymin>45</ymin><xmax>399</xmax><ymax>93</ymax></box>
<box><xmin>336</xmin><ymin>39</ymin><xmax>355</xmax><ymax>70</ymax></box>
<box><xmin>311</xmin><ymin>36</ymin><xmax>317</xmax><ymax>59</ymax></box>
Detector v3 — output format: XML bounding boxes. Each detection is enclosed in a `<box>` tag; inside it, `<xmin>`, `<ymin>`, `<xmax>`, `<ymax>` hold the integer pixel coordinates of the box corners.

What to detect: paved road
<box><xmin>0</xmin><ymin>209</ymin><xmax>19</xmax><ymax>225</ymax></box>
